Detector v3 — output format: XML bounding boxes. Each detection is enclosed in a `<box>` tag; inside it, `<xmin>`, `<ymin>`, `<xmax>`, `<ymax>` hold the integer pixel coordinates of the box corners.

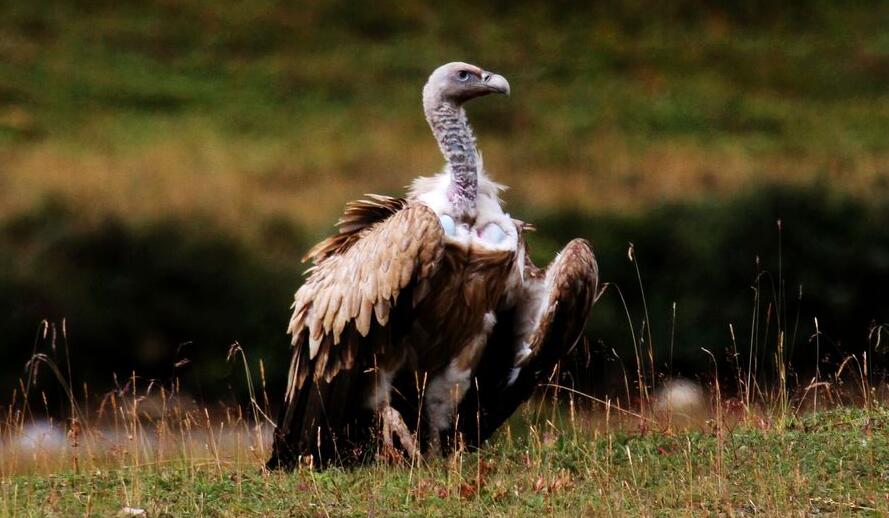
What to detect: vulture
<box><xmin>268</xmin><ymin>62</ymin><xmax>601</xmax><ymax>469</ymax></box>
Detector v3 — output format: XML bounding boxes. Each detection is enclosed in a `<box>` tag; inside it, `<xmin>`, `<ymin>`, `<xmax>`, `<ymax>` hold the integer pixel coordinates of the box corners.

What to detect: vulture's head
<box><xmin>423</xmin><ymin>62</ymin><xmax>510</xmax><ymax>107</ymax></box>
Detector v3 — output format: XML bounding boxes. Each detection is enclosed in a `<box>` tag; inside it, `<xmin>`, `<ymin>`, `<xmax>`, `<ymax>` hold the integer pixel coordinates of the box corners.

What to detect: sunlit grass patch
<box><xmin>2</xmin><ymin>330</ymin><xmax>888</xmax><ymax>515</ymax></box>
<box><xmin>2</xmin><ymin>390</ymin><xmax>887</xmax><ymax>515</ymax></box>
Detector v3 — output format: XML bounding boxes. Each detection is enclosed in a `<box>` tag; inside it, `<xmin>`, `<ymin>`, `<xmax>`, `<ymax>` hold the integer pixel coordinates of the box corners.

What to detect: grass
<box><xmin>2</xmin><ymin>328</ymin><xmax>888</xmax><ymax>515</ymax></box>
<box><xmin>3</xmin><ymin>282</ymin><xmax>886</xmax><ymax>516</ymax></box>
<box><xmin>1</xmin><ymin>241</ymin><xmax>886</xmax><ymax>517</ymax></box>
<box><xmin>2</xmin><ymin>393</ymin><xmax>888</xmax><ymax>515</ymax></box>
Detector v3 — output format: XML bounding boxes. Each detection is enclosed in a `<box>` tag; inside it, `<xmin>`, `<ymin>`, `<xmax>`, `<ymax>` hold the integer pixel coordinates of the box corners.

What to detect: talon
<box><xmin>379</xmin><ymin>406</ymin><xmax>419</xmax><ymax>461</ymax></box>
<box><xmin>376</xmin><ymin>444</ymin><xmax>404</xmax><ymax>464</ymax></box>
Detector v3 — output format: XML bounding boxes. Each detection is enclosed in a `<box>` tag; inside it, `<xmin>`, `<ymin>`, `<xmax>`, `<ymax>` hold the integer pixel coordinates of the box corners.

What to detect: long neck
<box><xmin>424</xmin><ymin>99</ymin><xmax>478</xmax><ymax>212</ymax></box>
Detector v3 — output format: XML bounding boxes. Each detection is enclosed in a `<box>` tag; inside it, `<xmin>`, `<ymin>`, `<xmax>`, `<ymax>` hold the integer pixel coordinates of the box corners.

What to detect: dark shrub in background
<box><xmin>532</xmin><ymin>185</ymin><xmax>889</xmax><ymax>393</ymax></box>
<box><xmin>2</xmin><ymin>186</ymin><xmax>887</xmax><ymax>411</ymax></box>
<box><xmin>0</xmin><ymin>199</ymin><xmax>299</xmax><ymax>409</ymax></box>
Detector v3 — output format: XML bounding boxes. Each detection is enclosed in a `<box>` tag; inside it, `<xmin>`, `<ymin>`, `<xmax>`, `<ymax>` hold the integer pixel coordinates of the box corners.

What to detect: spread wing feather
<box><xmin>520</xmin><ymin>238</ymin><xmax>600</xmax><ymax>366</ymax></box>
<box><xmin>285</xmin><ymin>201</ymin><xmax>445</xmax><ymax>401</ymax></box>
<box><xmin>302</xmin><ymin>195</ymin><xmax>408</xmax><ymax>263</ymax></box>
<box><xmin>456</xmin><ymin>238</ymin><xmax>601</xmax><ymax>448</ymax></box>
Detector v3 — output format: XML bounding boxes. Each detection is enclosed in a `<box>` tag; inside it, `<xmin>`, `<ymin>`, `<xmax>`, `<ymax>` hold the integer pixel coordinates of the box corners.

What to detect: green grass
<box><xmin>2</xmin><ymin>406</ymin><xmax>888</xmax><ymax>516</ymax></box>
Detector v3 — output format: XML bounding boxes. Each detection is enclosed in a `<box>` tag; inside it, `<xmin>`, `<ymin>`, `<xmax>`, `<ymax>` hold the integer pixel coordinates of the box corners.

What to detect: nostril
<box><xmin>482</xmin><ymin>72</ymin><xmax>491</xmax><ymax>82</ymax></box>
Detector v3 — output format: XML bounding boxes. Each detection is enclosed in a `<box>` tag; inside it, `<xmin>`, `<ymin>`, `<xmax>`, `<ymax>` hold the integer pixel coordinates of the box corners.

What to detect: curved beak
<box><xmin>482</xmin><ymin>72</ymin><xmax>510</xmax><ymax>96</ymax></box>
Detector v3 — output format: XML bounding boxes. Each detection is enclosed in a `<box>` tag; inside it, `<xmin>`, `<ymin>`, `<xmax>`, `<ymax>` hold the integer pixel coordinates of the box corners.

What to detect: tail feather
<box><xmin>267</xmin><ymin>367</ymin><xmax>375</xmax><ymax>469</ymax></box>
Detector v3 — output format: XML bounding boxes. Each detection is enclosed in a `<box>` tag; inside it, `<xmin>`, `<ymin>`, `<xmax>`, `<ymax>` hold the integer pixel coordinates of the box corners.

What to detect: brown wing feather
<box><xmin>285</xmin><ymin>201</ymin><xmax>445</xmax><ymax>400</ymax></box>
<box><xmin>521</xmin><ymin>238</ymin><xmax>600</xmax><ymax>365</ymax></box>
<box><xmin>455</xmin><ymin>238</ymin><xmax>601</xmax><ymax>448</ymax></box>
<box><xmin>302</xmin><ymin>195</ymin><xmax>408</xmax><ymax>264</ymax></box>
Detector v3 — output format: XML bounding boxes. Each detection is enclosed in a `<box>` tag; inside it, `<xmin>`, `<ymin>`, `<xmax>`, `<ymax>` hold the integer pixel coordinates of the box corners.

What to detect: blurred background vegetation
<box><xmin>1</xmin><ymin>1</ymin><xmax>888</xmax><ymax>408</ymax></box>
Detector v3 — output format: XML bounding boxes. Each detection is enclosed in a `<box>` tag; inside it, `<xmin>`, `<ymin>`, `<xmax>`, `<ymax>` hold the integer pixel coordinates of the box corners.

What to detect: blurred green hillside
<box><xmin>1</xmin><ymin>1</ymin><xmax>888</xmax><ymax>403</ymax></box>
<box><xmin>4</xmin><ymin>1</ymin><xmax>889</xmax><ymax>226</ymax></box>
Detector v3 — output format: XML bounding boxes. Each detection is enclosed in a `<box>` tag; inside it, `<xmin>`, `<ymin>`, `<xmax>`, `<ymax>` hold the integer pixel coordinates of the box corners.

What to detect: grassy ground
<box><xmin>2</xmin><ymin>405</ymin><xmax>887</xmax><ymax>516</ymax></box>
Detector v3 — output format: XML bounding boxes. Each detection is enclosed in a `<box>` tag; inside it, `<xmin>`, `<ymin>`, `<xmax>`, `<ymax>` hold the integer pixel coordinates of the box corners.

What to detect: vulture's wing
<box><xmin>302</xmin><ymin>194</ymin><xmax>409</xmax><ymax>263</ymax></box>
<box><xmin>269</xmin><ymin>198</ymin><xmax>445</xmax><ymax>469</ymax></box>
<box><xmin>457</xmin><ymin>238</ymin><xmax>601</xmax><ymax>448</ymax></box>
<box><xmin>286</xmin><ymin>198</ymin><xmax>445</xmax><ymax>394</ymax></box>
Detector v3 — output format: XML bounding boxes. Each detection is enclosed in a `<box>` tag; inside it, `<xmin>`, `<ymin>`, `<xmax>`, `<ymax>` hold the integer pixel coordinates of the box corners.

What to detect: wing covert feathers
<box><xmin>302</xmin><ymin>195</ymin><xmax>408</xmax><ymax>264</ymax></box>
<box><xmin>522</xmin><ymin>238</ymin><xmax>600</xmax><ymax>365</ymax></box>
<box><xmin>285</xmin><ymin>201</ymin><xmax>445</xmax><ymax>399</ymax></box>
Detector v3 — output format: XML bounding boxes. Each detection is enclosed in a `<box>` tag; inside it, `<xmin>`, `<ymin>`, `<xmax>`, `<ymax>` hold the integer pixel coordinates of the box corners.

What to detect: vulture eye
<box><xmin>457</xmin><ymin>70</ymin><xmax>471</xmax><ymax>81</ymax></box>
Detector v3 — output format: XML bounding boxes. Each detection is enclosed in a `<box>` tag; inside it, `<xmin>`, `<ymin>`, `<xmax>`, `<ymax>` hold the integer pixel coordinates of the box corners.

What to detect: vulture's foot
<box><xmin>378</xmin><ymin>405</ymin><xmax>418</xmax><ymax>462</ymax></box>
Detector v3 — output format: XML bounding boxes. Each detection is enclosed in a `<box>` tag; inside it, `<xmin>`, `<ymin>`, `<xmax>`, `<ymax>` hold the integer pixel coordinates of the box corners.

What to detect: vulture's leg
<box><xmin>424</xmin><ymin>313</ymin><xmax>495</xmax><ymax>457</ymax></box>
<box><xmin>371</xmin><ymin>365</ymin><xmax>419</xmax><ymax>461</ymax></box>
<box><xmin>380</xmin><ymin>406</ymin><xmax>416</xmax><ymax>460</ymax></box>
<box><xmin>457</xmin><ymin>239</ymin><xmax>601</xmax><ymax>449</ymax></box>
